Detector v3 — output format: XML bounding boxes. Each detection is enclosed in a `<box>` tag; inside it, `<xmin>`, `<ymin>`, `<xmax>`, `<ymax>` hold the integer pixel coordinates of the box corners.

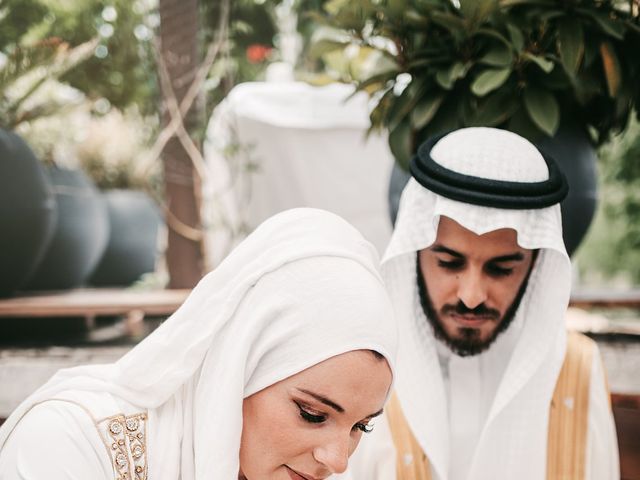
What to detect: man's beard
<box><xmin>416</xmin><ymin>254</ymin><xmax>535</xmax><ymax>357</ymax></box>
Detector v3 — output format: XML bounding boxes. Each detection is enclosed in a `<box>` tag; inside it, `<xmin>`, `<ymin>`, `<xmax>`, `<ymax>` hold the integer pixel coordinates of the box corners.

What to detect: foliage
<box><xmin>0</xmin><ymin>0</ymin><xmax>157</xmax><ymax>125</ymax></box>
<box><xmin>0</xmin><ymin>38</ymin><xmax>97</xmax><ymax>128</ymax></box>
<box><xmin>39</xmin><ymin>0</ymin><xmax>157</xmax><ymax>113</ymax></box>
<box><xmin>576</xmin><ymin>117</ymin><xmax>640</xmax><ymax>285</ymax></box>
<box><xmin>200</xmin><ymin>0</ymin><xmax>279</xmax><ymax>119</ymax></box>
<box><xmin>313</xmin><ymin>0</ymin><xmax>640</xmax><ymax>169</ymax></box>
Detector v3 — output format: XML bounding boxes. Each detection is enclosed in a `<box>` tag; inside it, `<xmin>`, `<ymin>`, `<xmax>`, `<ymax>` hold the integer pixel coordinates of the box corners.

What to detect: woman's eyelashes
<box><xmin>354</xmin><ymin>421</ymin><xmax>374</xmax><ymax>433</ymax></box>
<box><xmin>295</xmin><ymin>401</ymin><xmax>326</xmax><ymax>423</ymax></box>
<box><xmin>294</xmin><ymin>401</ymin><xmax>375</xmax><ymax>433</ymax></box>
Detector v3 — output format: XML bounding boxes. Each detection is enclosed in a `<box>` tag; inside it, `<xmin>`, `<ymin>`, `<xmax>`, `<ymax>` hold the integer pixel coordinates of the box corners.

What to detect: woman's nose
<box><xmin>312</xmin><ymin>434</ymin><xmax>351</xmax><ymax>474</ymax></box>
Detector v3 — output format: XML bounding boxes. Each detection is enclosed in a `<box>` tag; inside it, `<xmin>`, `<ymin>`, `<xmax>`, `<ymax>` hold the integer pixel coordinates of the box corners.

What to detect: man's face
<box><xmin>417</xmin><ymin>216</ymin><xmax>536</xmax><ymax>356</ymax></box>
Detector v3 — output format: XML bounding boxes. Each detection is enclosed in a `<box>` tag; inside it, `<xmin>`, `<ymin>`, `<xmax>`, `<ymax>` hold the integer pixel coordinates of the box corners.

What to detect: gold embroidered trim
<box><xmin>97</xmin><ymin>412</ymin><xmax>148</xmax><ymax>480</ymax></box>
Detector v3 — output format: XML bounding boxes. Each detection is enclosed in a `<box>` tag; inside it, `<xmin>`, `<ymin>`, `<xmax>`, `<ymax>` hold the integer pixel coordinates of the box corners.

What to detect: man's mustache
<box><xmin>441</xmin><ymin>301</ymin><xmax>500</xmax><ymax>320</ymax></box>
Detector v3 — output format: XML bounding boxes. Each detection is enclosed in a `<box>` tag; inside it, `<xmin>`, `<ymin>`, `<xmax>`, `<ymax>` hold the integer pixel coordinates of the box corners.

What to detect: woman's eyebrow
<box><xmin>296</xmin><ymin>388</ymin><xmax>344</xmax><ymax>413</ymax></box>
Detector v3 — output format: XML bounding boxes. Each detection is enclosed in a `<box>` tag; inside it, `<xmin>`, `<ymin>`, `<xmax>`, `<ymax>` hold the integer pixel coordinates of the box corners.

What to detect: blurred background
<box><xmin>0</xmin><ymin>0</ymin><xmax>638</xmax><ymax>476</ymax></box>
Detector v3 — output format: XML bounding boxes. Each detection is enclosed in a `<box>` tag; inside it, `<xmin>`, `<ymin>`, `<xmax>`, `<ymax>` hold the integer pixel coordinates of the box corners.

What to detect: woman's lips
<box><xmin>285</xmin><ymin>466</ymin><xmax>319</xmax><ymax>480</ymax></box>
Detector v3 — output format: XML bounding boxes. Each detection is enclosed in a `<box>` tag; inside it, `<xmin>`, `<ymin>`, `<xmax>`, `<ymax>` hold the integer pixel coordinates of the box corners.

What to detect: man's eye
<box><xmin>486</xmin><ymin>264</ymin><xmax>513</xmax><ymax>277</ymax></box>
<box><xmin>296</xmin><ymin>402</ymin><xmax>326</xmax><ymax>424</ymax></box>
<box><xmin>437</xmin><ymin>259</ymin><xmax>464</xmax><ymax>270</ymax></box>
<box><xmin>353</xmin><ymin>422</ymin><xmax>374</xmax><ymax>434</ymax></box>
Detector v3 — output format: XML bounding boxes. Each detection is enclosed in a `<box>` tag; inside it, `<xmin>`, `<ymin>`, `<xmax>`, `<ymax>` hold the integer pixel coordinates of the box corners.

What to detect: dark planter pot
<box><xmin>0</xmin><ymin>130</ymin><xmax>57</xmax><ymax>297</ymax></box>
<box><xmin>388</xmin><ymin>126</ymin><xmax>598</xmax><ymax>257</ymax></box>
<box><xmin>90</xmin><ymin>190</ymin><xmax>162</xmax><ymax>286</ymax></box>
<box><xmin>25</xmin><ymin>167</ymin><xmax>110</xmax><ymax>290</ymax></box>
<box><xmin>536</xmin><ymin>124</ymin><xmax>598</xmax><ymax>257</ymax></box>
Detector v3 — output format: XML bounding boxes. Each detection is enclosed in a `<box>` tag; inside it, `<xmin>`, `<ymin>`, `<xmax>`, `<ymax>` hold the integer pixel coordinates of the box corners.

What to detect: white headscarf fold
<box><xmin>0</xmin><ymin>208</ymin><xmax>397</xmax><ymax>480</ymax></box>
<box><xmin>382</xmin><ymin>128</ymin><xmax>571</xmax><ymax>480</ymax></box>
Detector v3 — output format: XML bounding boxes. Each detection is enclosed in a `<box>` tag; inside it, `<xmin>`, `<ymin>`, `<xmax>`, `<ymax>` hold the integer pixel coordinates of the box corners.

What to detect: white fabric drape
<box><xmin>349</xmin><ymin>128</ymin><xmax>617</xmax><ymax>480</ymax></box>
<box><xmin>0</xmin><ymin>208</ymin><xmax>398</xmax><ymax>480</ymax></box>
<box><xmin>202</xmin><ymin>81</ymin><xmax>394</xmax><ymax>265</ymax></box>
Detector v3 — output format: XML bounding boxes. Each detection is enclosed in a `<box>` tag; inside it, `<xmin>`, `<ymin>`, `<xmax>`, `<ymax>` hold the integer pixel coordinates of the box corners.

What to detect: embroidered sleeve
<box><xmin>97</xmin><ymin>412</ymin><xmax>148</xmax><ymax>480</ymax></box>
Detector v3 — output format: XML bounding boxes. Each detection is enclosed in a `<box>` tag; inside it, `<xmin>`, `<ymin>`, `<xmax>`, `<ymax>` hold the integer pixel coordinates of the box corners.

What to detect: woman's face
<box><xmin>239</xmin><ymin>349</ymin><xmax>392</xmax><ymax>480</ymax></box>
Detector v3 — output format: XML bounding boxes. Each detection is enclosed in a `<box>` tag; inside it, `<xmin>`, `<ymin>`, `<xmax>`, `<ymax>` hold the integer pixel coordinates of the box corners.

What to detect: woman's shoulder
<box><xmin>0</xmin><ymin>399</ymin><xmax>113</xmax><ymax>479</ymax></box>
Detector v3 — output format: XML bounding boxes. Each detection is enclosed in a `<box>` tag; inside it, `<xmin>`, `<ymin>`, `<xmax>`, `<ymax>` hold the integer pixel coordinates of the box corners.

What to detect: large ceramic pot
<box><xmin>90</xmin><ymin>190</ymin><xmax>162</xmax><ymax>286</ymax></box>
<box><xmin>25</xmin><ymin>167</ymin><xmax>110</xmax><ymax>290</ymax></box>
<box><xmin>0</xmin><ymin>130</ymin><xmax>57</xmax><ymax>296</ymax></box>
<box><xmin>536</xmin><ymin>124</ymin><xmax>598</xmax><ymax>257</ymax></box>
<box><xmin>388</xmin><ymin>126</ymin><xmax>598</xmax><ymax>257</ymax></box>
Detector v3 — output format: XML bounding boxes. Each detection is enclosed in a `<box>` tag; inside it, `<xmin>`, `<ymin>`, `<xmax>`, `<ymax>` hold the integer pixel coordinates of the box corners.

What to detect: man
<box><xmin>349</xmin><ymin>127</ymin><xmax>618</xmax><ymax>480</ymax></box>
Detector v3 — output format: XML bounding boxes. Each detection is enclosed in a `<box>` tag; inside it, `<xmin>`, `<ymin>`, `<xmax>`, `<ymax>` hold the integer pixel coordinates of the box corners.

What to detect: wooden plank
<box><xmin>570</xmin><ymin>288</ymin><xmax>640</xmax><ymax>309</ymax></box>
<box><xmin>0</xmin><ymin>289</ymin><xmax>190</xmax><ymax>318</ymax></box>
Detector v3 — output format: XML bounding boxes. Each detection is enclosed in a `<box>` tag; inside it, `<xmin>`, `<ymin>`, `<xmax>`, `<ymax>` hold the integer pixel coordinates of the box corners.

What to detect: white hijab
<box><xmin>0</xmin><ymin>208</ymin><xmax>398</xmax><ymax>480</ymax></box>
<box><xmin>382</xmin><ymin>128</ymin><xmax>571</xmax><ymax>479</ymax></box>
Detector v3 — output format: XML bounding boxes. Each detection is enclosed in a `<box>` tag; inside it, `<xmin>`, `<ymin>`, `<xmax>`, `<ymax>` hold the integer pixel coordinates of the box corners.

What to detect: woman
<box><xmin>0</xmin><ymin>208</ymin><xmax>397</xmax><ymax>480</ymax></box>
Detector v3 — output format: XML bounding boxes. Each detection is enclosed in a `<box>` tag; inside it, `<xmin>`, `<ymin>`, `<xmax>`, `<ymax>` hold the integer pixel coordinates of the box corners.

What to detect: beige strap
<box><xmin>546</xmin><ymin>331</ymin><xmax>595</xmax><ymax>480</ymax></box>
<box><xmin>387</xmin><ymin>393</ymin><xmax>433</xmax><ymax>480</ymax></box>
<box><xmin>386</xmin><ymin>332</ymin><xmax>597</xmax><ymax>480</ymax></box>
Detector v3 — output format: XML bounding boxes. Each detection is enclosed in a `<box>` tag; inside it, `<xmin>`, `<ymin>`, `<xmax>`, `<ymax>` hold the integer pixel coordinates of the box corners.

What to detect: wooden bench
<box><xmin>0</xmin><ymin>288</ymin><xmax>190</xmax><ymax>337</ymax></box>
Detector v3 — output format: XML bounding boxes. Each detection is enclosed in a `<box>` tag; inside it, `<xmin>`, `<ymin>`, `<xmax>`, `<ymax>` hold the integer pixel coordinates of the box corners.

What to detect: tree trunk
<box><xmin>158</xmin><ymin>0</ymin><xmax>206</xmax><ymax>288</ymax></box>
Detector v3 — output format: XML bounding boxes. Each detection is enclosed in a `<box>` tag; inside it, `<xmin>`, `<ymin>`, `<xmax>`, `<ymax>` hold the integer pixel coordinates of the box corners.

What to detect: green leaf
<box><xmin>459</xmin><ymin>0</ymin><xmax>497</xmax><ymax>23</ymax></box>
<box><xmin>470</xmin><ymin>67</ymin><xmax>512</xmax><ymax>96</ymax></box>
<box><xmin>523</xmin><ymin>87</ymin><xmax>560</xmax><ymax>136</ymax></box>
<box><xmin>387</xmin><ymin>78</ymin><xmax>425</xmax><ymax>131</ymax></box>
<box><xmin>435</xmin><ymin>62</ymin><xmax>467</xmax><ymax>90</ymax></box>
<box><xmin>430</xmin><ymin>11</ymin><xmax>466</xmax><ymax>32</ymax></box>
<box><xmin>499</xmin><ymin>0</ymin><xmax>556</xmax><ymax>6</ymax></box>
<box><xmin>600</xmin><ymin>41</ymin><xmax>622</xmax><ymax>97</ymax></box>
<box><xmin>405</xmin><ymin>9</ymin><xmax>430</xmax><ymax>27</ymax></box>
<box><xmin>557</xmin><ymin>19</ymin><xmax>584</xmax><ymax>75</ymax></box>
<box><xmin>539</xmin><ymin>10</ymin><xmax>563</xmax><ymax>22</ymax></box>
<box><xmin>387</xmin><ymin>0</ymin><xmax>408</xmax><ymax>18</ymax></box>
<box><xmin>522</xmin><ymin>52</ymin><xmax>555</xmax><ymax>73</ymax></box>
<box><xmin>435</xmin><ymin>69</ymin><xmax>454</xmax><ymax>90</ymax></box>
<box><xmin>583</xmin><ymin>10</ymin><xmax>625</xmax><ymax>40</ymax></box>
<box><xmin>478</xmin><ymin>44</ymin><xmax>513</xmax><ymax>67</ymax></box>
<box><xmin>411</xmin><ymin>91</ymin><xmax>445</xmax><ymax>129</ymax></box>
<box><xmin>476</xmin><ymin>28</ymin><xmax>512</xmax><ymax>48</ymax></box>
<box><xmin>388</xmin><ymin>118</ymin><xmax>413</xmax><ymax>170</ymax></box>
<box><xmin>506</xmin><ymin>23</ymin><xmax>525</xmax><ymax>51</ymax></box>
<box><xmin>353</xmin><ymin>70</ymin><xmax>398</xmax><ymax>95</ymax></box>
<box><xmin>309</xmin><ymin>39</ymin><xmax>350</xmax><ymax>58</ymax></box>
<box><xmin>507</xmin><ymin>108</ymin><xmax>545</xmax><ymax>142</ymax></box>
<box><xmin>468</xmin><ymin>89</ymin><xmax>519</xmax><ymax>126</ymax></box>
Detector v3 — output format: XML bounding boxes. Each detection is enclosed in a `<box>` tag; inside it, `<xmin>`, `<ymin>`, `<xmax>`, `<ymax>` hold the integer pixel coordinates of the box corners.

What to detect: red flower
<box><xmin>246</xmin><ymin>44</ymin><xmax>272</xmax><ymax>64</ymax></box>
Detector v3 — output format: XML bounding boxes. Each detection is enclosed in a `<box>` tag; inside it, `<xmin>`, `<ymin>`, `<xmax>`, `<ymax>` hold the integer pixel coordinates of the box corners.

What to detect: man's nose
<box><xmin>312</xmin><ymin>433</ymin><xmax>351</xmax><ymax>475</ymax></box>
<box><xmin>456</xmin><ymin>269</ymin><xmax>488</xmax><ymax>310</ymax></box>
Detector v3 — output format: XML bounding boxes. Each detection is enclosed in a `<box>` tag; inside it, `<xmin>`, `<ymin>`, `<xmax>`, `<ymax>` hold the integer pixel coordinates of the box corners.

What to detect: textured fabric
<box><xmin>0</xmin><ymin>208</ymin><xmax>398</xmax><ymax>480</ymax></box>
<box><xmin>383</xmin><ymin>331</ymin><xmax>619</xmax><ymax>480</ymax></box>
<box><xmin>381</xmin><ymin>128</ymin><xmax>573</xmax><ymax>480</ymax></box>
<box><xmin>410</xmin><ymin>132</ymin><xmax>568</xmax><ymax>209</ymax></box>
